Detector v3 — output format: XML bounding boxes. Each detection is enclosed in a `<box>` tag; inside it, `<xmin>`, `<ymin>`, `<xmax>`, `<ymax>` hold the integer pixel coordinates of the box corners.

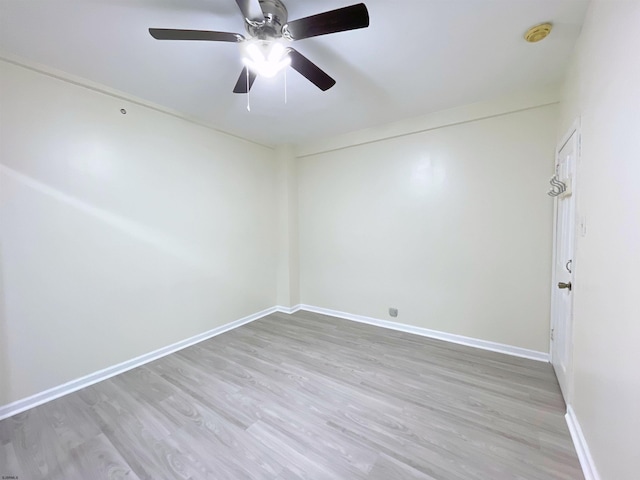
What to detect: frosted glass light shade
<box><xmin>241</xmin><ymin>41</ymin><xmax>291</xmax><ymax>78</ymax></box>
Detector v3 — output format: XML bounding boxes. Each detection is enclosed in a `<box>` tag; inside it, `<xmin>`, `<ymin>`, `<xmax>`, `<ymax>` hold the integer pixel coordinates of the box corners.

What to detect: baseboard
<box><xmin>296</xmin><ymin>304</ymin><xmax>550</xmax><ymax>362</ymax></box>
<box><xmin>0</xmin><ymin>303</ymin><xmax>549</xmax><ymax>420</ymax></box>
<box><xmin>566</xmin><ymin>406</ymin><xmax>601</xmax><ymax>480</ymax></box>
<box><xmin>0</xmin><ymin>306</ymin><xmax>278</xmax><ymax>421</ymax></box>
<box><xmin>275</xmin><ymin>304</ymin><xmax>302</xmax><ymax>315</ymax></box>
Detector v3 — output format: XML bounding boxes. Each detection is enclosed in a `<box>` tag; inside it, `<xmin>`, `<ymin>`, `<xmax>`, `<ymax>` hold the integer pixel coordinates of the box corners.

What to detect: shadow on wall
<box><xmin>0</xmin><ymin>250</ymin><xmax>10</xmax><ymax>405</ymax></box>
<box><xmin>0</xmin><ymin>165</ymin><xmax>211</xmax><ymax>271</ymax></box>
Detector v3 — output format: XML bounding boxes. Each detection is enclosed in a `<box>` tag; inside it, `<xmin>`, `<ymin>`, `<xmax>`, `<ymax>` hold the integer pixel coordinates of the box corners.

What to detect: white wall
<box><xmin>296</xmin><ymin>103</ymin><xmax>558</xmax><ymax>353</ymax></box>
<box><xmin>559</xmin><ymin>1</ymin><xmax>640</xmax><ymax>478</ymax></box>
<box><xmin>0</xmin><ymin>60</ymin><xmax>278</xmax><ymax>406</ymax></box>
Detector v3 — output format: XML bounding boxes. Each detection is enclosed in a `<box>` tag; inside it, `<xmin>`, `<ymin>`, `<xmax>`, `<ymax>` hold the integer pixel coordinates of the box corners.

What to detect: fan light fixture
<box><xmin>241</xmin><ymin>41</ymin><xmax>291</xmax><ymax>78</ymax></box>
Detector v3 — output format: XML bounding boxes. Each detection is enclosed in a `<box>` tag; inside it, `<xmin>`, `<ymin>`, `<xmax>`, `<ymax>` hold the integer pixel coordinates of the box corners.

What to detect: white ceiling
<box><xmin>0</xmin><ymin>0</ymin><xmax>589</xmax><ymax>146</ymax></box>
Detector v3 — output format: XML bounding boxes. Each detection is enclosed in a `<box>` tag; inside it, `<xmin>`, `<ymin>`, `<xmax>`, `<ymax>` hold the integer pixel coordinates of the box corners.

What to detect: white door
<box><xmin>551</xmin><ymin>130</ymin><xmax>578</xmax><ymax>401</ymax></box>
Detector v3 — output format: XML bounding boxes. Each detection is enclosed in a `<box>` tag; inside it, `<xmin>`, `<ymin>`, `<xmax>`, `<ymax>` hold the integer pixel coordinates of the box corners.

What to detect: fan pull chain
<box><xmin>246</xmin><ymin>68</ymin><xmax>251</xmax><ymax>112</ymax></box>
<box><xmin>284</xmin><ymin>68</ymin><xmax>288</xmax><ymax>104</ymax></box>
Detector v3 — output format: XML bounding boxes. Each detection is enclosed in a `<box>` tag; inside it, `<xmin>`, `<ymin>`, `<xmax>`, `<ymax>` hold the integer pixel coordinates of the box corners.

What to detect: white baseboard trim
<box><xmin>275</xmin><ymin>304</ymin><xmax>302</xmax><ymax>315</ymax></box>
<box><xmin>296</xmin><ymin>304</ymin><xmax>550</xmax><ymax>362</ymax></box>
<box><xmin>566</xmin><ymin>405</ymin><xmax>601</xmax><ymax>480</ymax></box>
<box><xmin>0</xmin><ymin>303</ymin><xmax>550</xmax><ymax>420</ymax></box>
<box><xmin>0</xmin><ymin>306</ymin><xmax>278</xmax><ymax>421</ymax></box>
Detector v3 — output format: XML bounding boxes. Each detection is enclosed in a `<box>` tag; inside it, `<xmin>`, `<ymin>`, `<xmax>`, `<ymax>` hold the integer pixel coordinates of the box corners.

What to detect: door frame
<box><xmin>549</xmin><ymin>118</ymin><xmax>581</xmax><ymax>404</ymax></box>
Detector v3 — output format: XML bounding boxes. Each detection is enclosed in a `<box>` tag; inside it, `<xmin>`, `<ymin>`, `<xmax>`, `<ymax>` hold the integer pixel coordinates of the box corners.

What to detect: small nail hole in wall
<box><xmin>120</xmin><ymin>108</ymin><xmax>127</xmax><ymax>114</ymax></box>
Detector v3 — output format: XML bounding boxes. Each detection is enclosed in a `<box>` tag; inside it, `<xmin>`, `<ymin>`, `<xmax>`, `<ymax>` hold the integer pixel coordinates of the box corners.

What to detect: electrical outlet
<box><xmin>389</xmin><ymin>308</ymin><xmax>398</xmax><ymax>318</ymax></box>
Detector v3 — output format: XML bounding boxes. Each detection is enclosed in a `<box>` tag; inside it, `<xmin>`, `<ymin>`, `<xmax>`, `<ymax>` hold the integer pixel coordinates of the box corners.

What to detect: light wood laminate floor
<box><xmin>0</xmin><ymin>311</ymin><xmax>583</xmax><ymax>479</ymax></box>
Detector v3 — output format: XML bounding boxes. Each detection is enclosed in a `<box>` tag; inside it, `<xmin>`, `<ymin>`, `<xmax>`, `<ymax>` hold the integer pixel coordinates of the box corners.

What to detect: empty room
<box><xmin>0</xmin><ymin>0</ymin><xmax>638</xmax><ymax>479</ymax></box>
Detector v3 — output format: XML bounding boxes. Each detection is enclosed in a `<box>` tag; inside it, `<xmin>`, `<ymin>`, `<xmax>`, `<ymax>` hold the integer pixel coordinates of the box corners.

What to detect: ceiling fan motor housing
<box><xmin>247</xmin><ymin>0</ymin><xmax>289</xmax><ymax>39</ymax></box>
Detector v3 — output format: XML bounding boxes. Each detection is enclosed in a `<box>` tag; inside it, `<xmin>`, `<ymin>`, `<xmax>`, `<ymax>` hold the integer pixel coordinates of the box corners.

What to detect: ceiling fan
<box><xmin>149</xmin><ymin>0</ymin><xmax>370</xmax><ymax>94</ymax></box>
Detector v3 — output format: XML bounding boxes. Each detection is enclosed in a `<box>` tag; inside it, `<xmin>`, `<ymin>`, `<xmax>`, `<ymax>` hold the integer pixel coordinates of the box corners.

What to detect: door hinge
<box><xmin>550</xmin><ymin>328</ymin><xmax>554</xmax><ymax>341</ymax></box>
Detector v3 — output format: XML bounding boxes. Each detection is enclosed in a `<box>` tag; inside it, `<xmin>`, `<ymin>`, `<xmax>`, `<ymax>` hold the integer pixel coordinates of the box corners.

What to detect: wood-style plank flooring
<box><xmin>0</xmin><ymin>310</ymin><xmax>584</xmax><ymax>479</ymax></box>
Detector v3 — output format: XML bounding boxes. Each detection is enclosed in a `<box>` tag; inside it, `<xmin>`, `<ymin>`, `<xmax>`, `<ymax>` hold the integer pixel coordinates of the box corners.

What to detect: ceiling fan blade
<box><xmin>233</xmin><ymin>67</ymin><xmax>258</xmax><ymax>94</ymax></box>
<box><xmin>235</xmin><ymin>0</ymin><xmax>264</xmax><ymax>22</ymax></box>
<box><xmin>149</xmin><ymin>28</ymin><xmax>244</xmax><ymax>42</ymax></box>
<box><xmin>284</xmin><ymin>3</ymin><xmax>369</xmax><ymax>40</ymax></box>
<box><xmin>288</xmin><ymin>49</ymin><xmax>336</xmax><ymax>91</ymax></box>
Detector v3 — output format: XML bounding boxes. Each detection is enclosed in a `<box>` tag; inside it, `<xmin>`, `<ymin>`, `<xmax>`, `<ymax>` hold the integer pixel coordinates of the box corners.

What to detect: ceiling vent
<box><xmin>524</xmin><ymin>23</ymin><xmax>553</xmax><ymax>43</ymax></box>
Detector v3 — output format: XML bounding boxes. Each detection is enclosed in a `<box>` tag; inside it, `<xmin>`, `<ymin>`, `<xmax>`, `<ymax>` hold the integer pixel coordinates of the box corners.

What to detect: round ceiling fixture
<box><xmin>524</xmin><ymin>23</ymin><xmax>553</xmax><ymax>43</ymax></box>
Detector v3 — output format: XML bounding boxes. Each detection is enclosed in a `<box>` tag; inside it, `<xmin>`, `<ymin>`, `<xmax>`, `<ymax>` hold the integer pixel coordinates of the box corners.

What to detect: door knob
<box><xmin>558</xmin><ymin>282</ymin><xmax>572</xmax><ymax>291</ymax></box>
